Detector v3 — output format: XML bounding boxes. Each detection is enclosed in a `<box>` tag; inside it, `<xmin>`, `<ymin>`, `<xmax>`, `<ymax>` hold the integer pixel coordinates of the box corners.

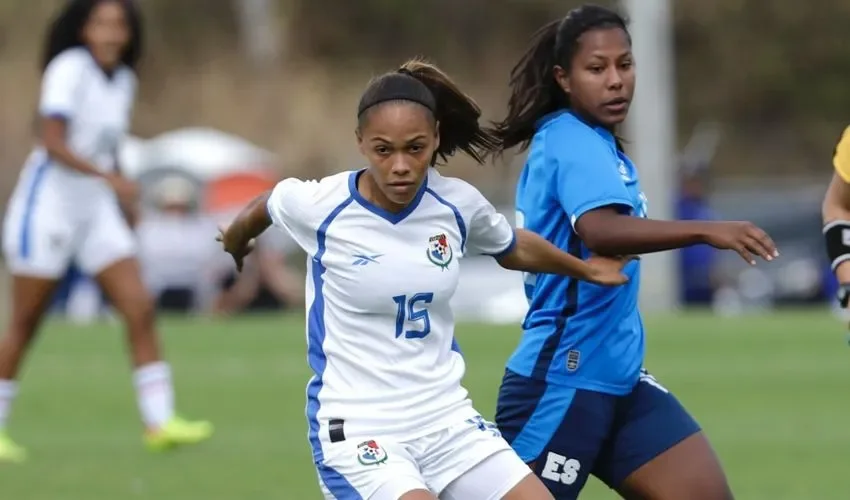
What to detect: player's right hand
<box><xmin>701</xmin><ymin>221</ymin><xmax>779</xmax><ymax>265</ymax></box>
<box><xmin>216</xmin><ymin>225</ymin><xmax>256</xmax><ymax>272</ymax></box>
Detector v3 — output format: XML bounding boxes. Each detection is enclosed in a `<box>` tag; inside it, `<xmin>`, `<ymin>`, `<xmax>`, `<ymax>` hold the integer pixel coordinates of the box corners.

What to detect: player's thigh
<box><xmin>618</xmin><ymin>433</ymin><xmax>732</xmax><ymax>500</ymax></box>
<box><xmin>593</xmin><ymin>369</ymin><xmax>731</xmax><ymax>499</ymax></box>
<box><xmin>417</xmin><ymin>414</ymin><xmax>529</xmax><ymax>498</ymax></box>
<box><xmin>439</xmin><ymin>448</ymin><xmax>549</xmax><ymax>500</ymax></box>
<box><xmin>2</xmin><ymin>194</ymin><xmax>74</xmax><ymax>280</ymax></box>
<box><xmin>76</xmin><ymin>197</ymin><xmax>137</xmax><ymax>278</ymax></box>
<box><xmin>495</xmin><ymin>370</ymin><xmax>616</xmax><ymax>499</ymax></box>
<box><xmin>317</xmin><ymin>439</ymin><xmax>429</xmax><ymax>500</ymax></box>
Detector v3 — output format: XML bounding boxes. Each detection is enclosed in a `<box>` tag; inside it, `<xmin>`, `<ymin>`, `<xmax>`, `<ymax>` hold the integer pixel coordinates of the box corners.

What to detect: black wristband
<box><xmin>823</xmin><ymin>220</ymin><xmax>850</xmax><ymax>270</ymax></box>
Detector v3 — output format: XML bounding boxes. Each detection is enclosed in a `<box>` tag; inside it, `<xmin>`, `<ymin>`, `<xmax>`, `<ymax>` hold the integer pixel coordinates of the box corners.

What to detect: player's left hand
<box><xmin>585</xmin><ymin>255</ymin><xmax>637</xmax><ymax>286</ymax></box>
<box><xmin>216</xmin><ymin>225</ymin><xmax>256</xmax><ymax>272</ymax></box>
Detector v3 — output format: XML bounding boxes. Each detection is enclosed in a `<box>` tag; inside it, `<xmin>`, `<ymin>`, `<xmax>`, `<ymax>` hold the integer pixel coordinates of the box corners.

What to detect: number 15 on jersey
<box><xmin>392</xmin><ymin>293</ymin><xmax>433</xmax><ymax>340</ymax></box>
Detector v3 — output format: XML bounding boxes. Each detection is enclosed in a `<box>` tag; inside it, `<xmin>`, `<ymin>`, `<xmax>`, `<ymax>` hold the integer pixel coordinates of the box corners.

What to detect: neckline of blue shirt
<box><xmin>537</xmin><ymin>109</ymin><xmax>618</xmax><ymax>147</ymax></box>
<box><xmin>348</xmin><ymin>168</ymin><xmax>429</xmax><ymax>225</ymax></box>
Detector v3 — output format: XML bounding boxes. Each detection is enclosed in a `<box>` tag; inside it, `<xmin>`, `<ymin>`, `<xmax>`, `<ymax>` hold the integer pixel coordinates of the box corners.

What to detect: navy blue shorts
<box><xmin>495</xmin><ymin>368</ymin><xmax>700</xmax><ymax>499</ymax></box>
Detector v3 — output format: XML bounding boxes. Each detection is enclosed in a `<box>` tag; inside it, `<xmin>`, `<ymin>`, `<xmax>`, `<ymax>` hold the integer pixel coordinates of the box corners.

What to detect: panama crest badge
<box><xmin>426</xmin><ymin>233</ymin><xmax>453</xmax><ymax>270</ymax></box>
<box><xmin>356</xmin><ymin>440</ymin><xmax>388</xmax><ymax>466</ymax></box>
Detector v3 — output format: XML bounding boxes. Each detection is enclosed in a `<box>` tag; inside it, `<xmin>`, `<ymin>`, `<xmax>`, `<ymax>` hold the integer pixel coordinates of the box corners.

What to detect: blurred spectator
<box><xmin>677</xmin><ymin>167</ymin><xmax>719</xmax><ymax>305</ymax></box>
<box><xmin>211</xmin><ymin>210</ymin><xmax>304</xmax><ymax>316</ymax></box>
<box><xmin>136</xmin><ymin>176</ymin><xmax>220</xmax><ymax>313</ymax></box>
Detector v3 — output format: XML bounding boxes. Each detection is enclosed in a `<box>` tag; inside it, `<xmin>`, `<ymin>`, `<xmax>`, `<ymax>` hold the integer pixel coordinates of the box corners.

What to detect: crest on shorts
<box><xmin>356</xmin><ymin>440</ymin><xmax>388</xmax><ymax>466</ymax></box>
<box><xmin>426</xmin><ymin>233</ymin><xmax>453</xmax><ymax>269</ymax></box>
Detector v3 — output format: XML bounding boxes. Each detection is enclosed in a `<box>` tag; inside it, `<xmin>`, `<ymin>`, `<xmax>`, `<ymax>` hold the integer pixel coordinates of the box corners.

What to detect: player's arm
<box><xmin>219</xmin><ymin>177</ymin><xmax>319</xmax><ymax>272</ymax></box>
<box><xmin>463</xmin><ymin>191</ymin><xmax>629</xmax><ymax>286</ymax></box>
<box><xmin>497</xmin><ymin>229</ymin><xmax>630</xmax><ymax>285</ymax></box>
<box><xmin>218</xmin><ymin>191</ymin><xmax>272</xmax><ymax>271</ymax></box>
<box><xmin>823</xmin><ymin>127</ymin><xmax>850</xmax><ymax>303</ymax></box>
<box><xmin>39</xmin><ymin>54</ymin><xmax>109</xmax><ymax>179</ymax></box>
<box><xmin>552</xmin><ymin>137</ymin><xmax>775</xmax><ymax>261</ymax></box>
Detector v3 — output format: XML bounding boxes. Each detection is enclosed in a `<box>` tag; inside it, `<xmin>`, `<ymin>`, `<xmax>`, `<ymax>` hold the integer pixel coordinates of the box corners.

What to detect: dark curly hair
<box><xmin>42</xmin><ymin>0</ymin><xmax>143</xmax><ymax>72</ymax></box>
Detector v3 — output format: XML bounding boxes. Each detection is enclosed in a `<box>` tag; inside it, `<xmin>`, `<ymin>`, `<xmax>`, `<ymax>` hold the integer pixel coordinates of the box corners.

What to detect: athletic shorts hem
<box><xmin>82</xmin><ymin>248</ymin><xmax>137</xmax><ymax>277</ymax></box>
<box><xmin>432</xmin><ymin>447</ymin><xmax>503</xmax><ymax>495</ymax></box>
<box><xmin>4</xmin><ymin>262</ymin><xmax>67</xmax><ymax>280</ymax></box>
<box><xmin>368</xmin><ymin>475</ymin><xmax>429</xmax><ymax>500</ymax></box>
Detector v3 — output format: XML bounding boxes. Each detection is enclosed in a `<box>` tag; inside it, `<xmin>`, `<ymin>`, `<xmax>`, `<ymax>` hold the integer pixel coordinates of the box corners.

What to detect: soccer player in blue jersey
<box><xmin>488</xmin><ymin>5</ymin><xmax>779</xmax><ymax>500</ymax></box>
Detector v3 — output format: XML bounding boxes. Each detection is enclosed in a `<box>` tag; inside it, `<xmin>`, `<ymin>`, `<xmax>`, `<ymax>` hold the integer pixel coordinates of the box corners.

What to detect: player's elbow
<box><xmin>576</xmin><ymin>224</ymin><xmax>618</xmax><ymax>255</ymax></box>
<box><xmin>574</xmin><ymin>209</ymin><xmax>624</xmax><ymax>255</ymax></box>
<box><xmin>822</xmin><ymin>175</ymin><xmax>850</xmax><ymax>224</ymax></box>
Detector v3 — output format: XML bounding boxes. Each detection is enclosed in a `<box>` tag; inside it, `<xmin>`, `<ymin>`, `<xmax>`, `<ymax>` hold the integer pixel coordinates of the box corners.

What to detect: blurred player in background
<box><xmin>219</xmin><ymin>58</ymin><xmax>632</xmax><ymax>500</ymax></box>
<box><xmin>488</xmin><ymin>5</ymin><xmax>778</xmax><ymax>499</ymax></box>
<box><xmin>0</xmin><ymin>0</ymin><xmax>211</xmax><ymax>463</ymax></box>
<box><xmin>822</xmin><ymin>126</ymin><xmax>850</xmax><ymax>306</ymax></box>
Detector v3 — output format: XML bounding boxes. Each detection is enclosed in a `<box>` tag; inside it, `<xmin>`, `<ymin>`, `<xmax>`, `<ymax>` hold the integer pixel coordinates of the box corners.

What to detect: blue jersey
<box><xmin>506</xmin><ymin>110</ymin><xmax>647</xmax><ymax>395</ymax></box>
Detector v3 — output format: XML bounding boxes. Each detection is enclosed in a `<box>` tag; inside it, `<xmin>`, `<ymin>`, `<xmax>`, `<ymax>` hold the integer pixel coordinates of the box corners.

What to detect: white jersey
<box><xmin>14</xmin><ymin>47</ymin><xmax>136</xmax><ymax>208</ymax></box>
<box><xmin>266</xmin><ymin>169</ymin><xmax>516</xmax><ymax>461</ymax></box>
<box><xmin>2</xmin><ymin>48</ymin><xmax>137</xmax><ymax>278</ymax></box>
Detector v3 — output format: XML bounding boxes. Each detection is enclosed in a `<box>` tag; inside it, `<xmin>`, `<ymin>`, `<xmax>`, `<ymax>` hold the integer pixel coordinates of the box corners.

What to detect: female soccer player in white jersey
<box><xmin>219</xmin><ymin>59</ymin><xmax>633</xmax><ymax>500</ymax></box>
<box><xmin>0</xmin><ymin>0</ymin><xmax>211</xmax><ymax>463</ymax></box>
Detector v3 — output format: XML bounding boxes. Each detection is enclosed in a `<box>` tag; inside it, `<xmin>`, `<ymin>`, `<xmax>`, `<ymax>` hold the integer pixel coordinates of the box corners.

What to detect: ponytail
<box><xmin>357</xmin><ymin>58</ymin><xmax>498</xmax><ymax>165</ymax></box>
<box><xmin>490</xmin><ymin>19</ymin><xmax>566</xmax><ymax>154</ymax></box>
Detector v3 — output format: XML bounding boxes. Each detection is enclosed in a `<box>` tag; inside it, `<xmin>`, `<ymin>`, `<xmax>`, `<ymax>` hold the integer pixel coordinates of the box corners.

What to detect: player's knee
<box><xmin>7</xmin><ymin>308</ymin><xmax>43</xmax><ymax>342</ymax></box>
<box><xmin>118</xmin><ymin>293</ymin><xmax>156</xmax><ymax>332</ymax></box>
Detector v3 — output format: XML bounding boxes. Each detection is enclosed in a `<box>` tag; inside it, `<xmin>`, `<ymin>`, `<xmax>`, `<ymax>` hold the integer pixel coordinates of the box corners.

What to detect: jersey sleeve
<box><xmin>39</xmin><ymin>51</ymin><xmax>86</xmax><ymax>120</ymax></box>
<box><xmin>551</xmin><ymin>133</ymin><xmax>634</xmax><ymax>229</ymax></box>
<box><xmin>834</xmin><ymin>126</ymin><xmax>850</xmax><ymax>183</ymax></box>
<box><xmin>266</xmin><ymin>178</ymin><xmax>321</xmax><ymax>255</ymax></box>
<box><xmin>465</xmin><ymin>190</ymin><xmax>516</xmax><ymax>258</ymax></box>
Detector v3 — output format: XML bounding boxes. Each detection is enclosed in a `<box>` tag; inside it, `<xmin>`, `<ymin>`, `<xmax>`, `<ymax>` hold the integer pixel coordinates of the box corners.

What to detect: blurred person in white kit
<box><xmin>136</xmin><ymin>175</ymin><xmax>223</xmax><ymax>313</ymax></box>
<box><xmin>0</xmin><ymin>0</ymin><xmax>211</xmax><ymax>462</ymax></box>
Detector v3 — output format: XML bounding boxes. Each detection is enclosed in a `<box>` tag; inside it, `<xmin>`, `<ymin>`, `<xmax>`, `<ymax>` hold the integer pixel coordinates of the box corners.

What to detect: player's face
<box><xmin>82</xmin><ymin>0</ymin><xmax>130</xmax><ymax>70</ymax></box>
<box><xmin>357</xmin><ymin>103</ymin><xmax>438</xmax><ymax>208</ymax></box>
<box><xmin>554</xmin><ymin>27</ymin><xmax>635</xmax><ymax>128</ymax></box>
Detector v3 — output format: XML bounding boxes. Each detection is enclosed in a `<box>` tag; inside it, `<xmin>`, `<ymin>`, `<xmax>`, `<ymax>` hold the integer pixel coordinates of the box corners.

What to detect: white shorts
<box><xmin>2</xmin><ymin>183</ymin><xmax>136</xmax><ymax>279</ymax></box>
<box><xmin>316</xmin><ymin>415</ymin><xmax>531</xmax><ymax>500</ymax></box>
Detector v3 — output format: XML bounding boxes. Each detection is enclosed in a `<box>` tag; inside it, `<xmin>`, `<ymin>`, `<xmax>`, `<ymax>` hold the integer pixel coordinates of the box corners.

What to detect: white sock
<box><xmin>133</xmin><ymin>362</ymin><xmax>175</xmax><ymax>429</ymax></box>
<box><xmin>0</xmin><ymin>380</ymin><xmax>18</xmax><ymax>431</ymax></box>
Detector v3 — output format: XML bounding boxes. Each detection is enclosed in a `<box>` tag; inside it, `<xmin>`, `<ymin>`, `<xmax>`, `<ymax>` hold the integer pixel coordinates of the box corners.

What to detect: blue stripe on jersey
<box><xmin>509</xmin><ymin>384</ymin><xmax>577</xmax><ymax>462</ymax></box>
<box><xmin>424</xmin><ymin>188</ymin><xmax>467</xmax><ymax>253</ymax></box>
<box><xmin>451</xmin><ymin>337</ymin><xmax>462</xmax><ymax>355</ymax></box>
<box><xmin>41</xmin><ymin>111</ymin><xmax>72</xmax><ymax>121</ymax></box>
<box><xmin>19</xmin><ymin>159</ymin><xmax>50</xmax><ymax>259</ymax></box>
<box><xmin>349</xmin><ymin>170</ymin><xmax>427</xmax><ymax>225</ymax></box>
<box><xmin>489</xmin><ymin>230</ymin><xmax>518</xmax><ymax>259</ymax></box>
<box><xmin>305</xmin><ymin>195</ymin><xmax>362</xmax><ymax>498</ymax></box>
<box><xmin>424</xmin><ymin>187</ymin><xmax>467</xmax><ymax>355</ymax></box>
<box><xmin>529</xmin><ymin>235</ymin><xmax>581</xmax><ymax>377</ymax></box>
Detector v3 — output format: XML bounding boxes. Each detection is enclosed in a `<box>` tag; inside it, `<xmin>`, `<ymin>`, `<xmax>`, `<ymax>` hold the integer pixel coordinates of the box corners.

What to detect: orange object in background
<box><xmin>203</xmin><ymin>170</ymin><xmax>277</xmax><ymax>214</ymax></box>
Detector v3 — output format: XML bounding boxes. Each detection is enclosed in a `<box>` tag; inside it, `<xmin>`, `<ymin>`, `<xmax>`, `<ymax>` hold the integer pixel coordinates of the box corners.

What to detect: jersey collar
<box><xmin>537</xmin><ymin>109</ymin><xmax>618</xmax><ymax>147</ymax></box>
<box><xmin>348</xmin><ymin>169</ymin><xmax>428</xmax><ymax>225</ymax></box>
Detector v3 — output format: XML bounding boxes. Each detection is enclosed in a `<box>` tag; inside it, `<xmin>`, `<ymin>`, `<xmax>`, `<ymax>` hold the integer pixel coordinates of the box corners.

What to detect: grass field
<box><xmin>0</xmin><ymin>310</ymin><xmax>847</xmax><ymax>499</ymax></box>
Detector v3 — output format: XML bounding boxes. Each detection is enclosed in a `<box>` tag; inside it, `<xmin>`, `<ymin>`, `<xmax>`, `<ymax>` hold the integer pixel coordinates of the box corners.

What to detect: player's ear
<box><xmin>554</xmin><ymin>65</ymin><xmax>570</xmax><ymax>94</ymax></box>
<box><xmin>433</xmin><ymin>120</ymin><xmax>441</xmax><ymax>152</ymax></box>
